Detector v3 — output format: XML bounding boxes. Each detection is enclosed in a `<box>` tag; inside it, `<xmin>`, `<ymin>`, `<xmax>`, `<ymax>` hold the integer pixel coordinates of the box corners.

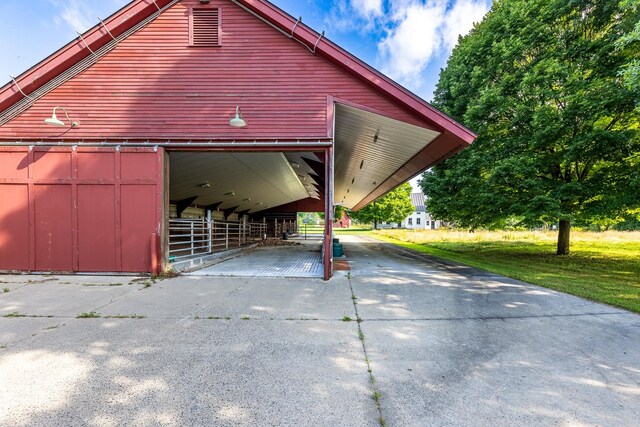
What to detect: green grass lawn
<box><xmin>357</xmin><ymin>228</ymin><xmax>640</xmax><ymax>313</ymax></box>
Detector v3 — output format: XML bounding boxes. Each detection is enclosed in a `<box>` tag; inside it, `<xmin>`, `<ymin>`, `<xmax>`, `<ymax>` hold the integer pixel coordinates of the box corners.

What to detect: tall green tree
<box><xmin>421</xmin><ymin>0</ymin><xmax>640</xmax><ymax>254</ymax></box>
<box><xmin>617</xmin><ymin>0</ymin><xmax>640</xmax><ymax>96</ymax></box>
<box><xmin>350</xmin><ymin>183</ymin><xmax>415</xmax><ymax>229</ymax></box>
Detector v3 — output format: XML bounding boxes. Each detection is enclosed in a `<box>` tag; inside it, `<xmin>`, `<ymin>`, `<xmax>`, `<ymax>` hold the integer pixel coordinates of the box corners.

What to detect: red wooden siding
<box><xmin>0</xmin><ymin>0</ymin><xmax>438</xmax><ymax>140</ymax></box>
<box><xmin>78</xmin><ymin>185</ymin><xmax>117</xmax><ymax>271</ymax></box>
<box><xmin>0</xmin><ymin>147</ymin><xmax>163</xmax><ymax>273</ymax></box>
<box><xmin>34</xmin><ymin>184</ymin><xmax>74</xmax><ymax>270</ymax></box>
<box><xmin>0</xmin><ymin>184</ymin><xmax>30</xmax><ymax>270</ymax></box>
<box><xmin>121</xmin><ymin>185</ymin><xmax>158</xmax><ymax>272</ymax></box>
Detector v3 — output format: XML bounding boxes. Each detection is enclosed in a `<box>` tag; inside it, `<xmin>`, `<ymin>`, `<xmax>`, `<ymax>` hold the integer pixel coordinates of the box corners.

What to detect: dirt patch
<box><xmin>333</xmin><ymin>260</ymin><xmax>351</xmax><ymax>271</ymax></box>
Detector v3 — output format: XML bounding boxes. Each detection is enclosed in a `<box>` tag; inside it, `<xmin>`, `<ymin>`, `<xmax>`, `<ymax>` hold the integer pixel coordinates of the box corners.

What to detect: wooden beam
<box><xmin>302</xmin><ymin>157</ymin><xmax>326</xmax><ymax>181</ymax></box>
<box><xmin>205</xmin><ymin>201</ymin><xmax>223</xmax><ymax>211</ymax></box>
<box><xmin>308</xmin><ymin>172</ymin><xmax>325</xmax><ymax>186</ymax></box>
<box><xmin>176</xmin><ymin>196</ymin><xmax>198</xmax><ymax>218</ymax></box>
<box><xmin>224</xmin><ymin>206</ymin><xmax>239</xmax><ymax>220</ymax></box>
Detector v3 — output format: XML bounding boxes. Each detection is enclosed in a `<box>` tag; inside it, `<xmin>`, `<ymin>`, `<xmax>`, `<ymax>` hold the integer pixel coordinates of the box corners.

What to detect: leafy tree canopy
<box><xmin>421</xmin><ymin>0</ymin><xmax>640</xmax><ymax>254</ymax></box>
<box><xmin>350</xmin><ymin>183</ymin><xmax>415</xmax><ymax>228</ymax></box>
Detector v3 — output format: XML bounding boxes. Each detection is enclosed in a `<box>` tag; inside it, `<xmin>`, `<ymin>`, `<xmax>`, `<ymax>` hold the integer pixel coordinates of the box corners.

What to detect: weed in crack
<box><xmin>155</xmin><ymin>268</ymin><xmax>179</xmax><ymax>280</ymax></box>
<box><xmin>76</xmin><ymin>312</ymin><xmax>101</xmax><ymax>319</ymax></box>
<box><xmin>82</xmin><ymin>283</ymin><xmax>123</xmax><ymax>287</ymax></box>
<box><xmin>3</xmin><ymin>312</ymin><xmax>26</xmax><ymax>318</ymax></box>
<box><xmin>347</xmin><ymin>275</ymin><xmax>386</xmax><ymax>427</ymax></box>
<box><xmin>2</xmin><ymin>288</ymin><xmax>9</xmax><ymax>293</ymax></box>
<box><xmin>105</xmin><ymin>314</ymin><xmax>146</xmax><ymax>319</ymax></box>
<box><xmin>4</xmin><ymin>312</ymin><xmax>53</xmax><ymax>318</ymax></box>
<box><xmin>341</xmin><ymin>316</ymin><xmax>353</xmax><ymax>322</ymax></box>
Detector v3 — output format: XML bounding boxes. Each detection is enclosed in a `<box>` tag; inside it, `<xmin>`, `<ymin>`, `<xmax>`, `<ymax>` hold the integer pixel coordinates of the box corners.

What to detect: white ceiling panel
<box><xmin>170</xmin><ymin>152</ymin><xmax>312</xmax><ymax>214</ymax></box>
<box><xmin>333</xmin><ymin>103</ymin><xmax>441</xmax><ymax>208</ymax></box>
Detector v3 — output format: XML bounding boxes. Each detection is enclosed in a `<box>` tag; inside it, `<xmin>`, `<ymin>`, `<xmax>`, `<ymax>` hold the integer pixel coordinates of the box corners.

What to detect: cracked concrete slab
<box><xmin>343</xmin><ymin>234</ymin><xmax>640</xmax><ymax>426</ymax></box>
<box><xmin>346</xmin><ymin>234</ymin><xmax>627</xmax><ymax>320</ymax></box>
<box><xmin>0</xmin><ymin>317</ymin><xmax>64</xmax><ymax>347</ymax></box>
<box><xmin>99</xmin><ymin>275</ymin><xmax>355</xmax><ymax>320</ymax></box>
<box><xmin>0</xmin><ymin>280</ymin><xmax>141</xmax><ymax>318</ymax></box>
<box><xmin>1</xmin><ymin>234</ymin><xmax>639</xmax><ymax>426</ymax></box>
<box><xmin>362</xmin><ymin>314</ymin><xmax>640</xmax><ymax>426</ymax></box>
<box><xmin>1</xmin><ymin>318</ymin><xmax>377</xmax><ymax>427</ymax></box>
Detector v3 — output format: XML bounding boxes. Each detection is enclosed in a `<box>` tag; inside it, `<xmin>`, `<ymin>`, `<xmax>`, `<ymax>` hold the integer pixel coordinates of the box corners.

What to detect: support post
<box><xmin>190</xmin><ymin>222</ymin><xmax>195</xmax><ymax>256</ymax></box>
<box><xmin>151</xmin><ymin>233</ymin><xmax>160</xmax><ymax>276</ymax></box>
<box><xmin>207</xmin><ymin>210</ymin><xmax>212</xmax><ymax>253</ymax></box>
<box><xmin>323</xmin><ymin>145</ymin><xmax>334</xmax><ymax>280</ymax></box>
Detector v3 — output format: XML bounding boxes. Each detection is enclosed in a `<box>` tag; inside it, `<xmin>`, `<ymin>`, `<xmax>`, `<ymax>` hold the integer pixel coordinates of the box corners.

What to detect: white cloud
<box><xmin>441</xmin><ymin>0</ymin><xmax>490</xmax><ymax>51</ymax></box>
<box><xmin>379</xmin><ymin>1</ymin><xmax>446</xmax><ymax>88</ymax></box>
<box><xmin>325</xmin><ymin>0</ymin><xmax>384</xmax><ymax>32</ymax></box>
<box><xmin>48</xmin><ymin>0</ymin><xmax>128</xmax><ymax>33</ymax></box>
<box><xmin>378</xmin><ymin>0</ymin><xmax>490</xmax><ymax>89</ymax></box>
<box><xmin>351</xmin><ymin>0</ymin><xmax>384</xmax><ymax>18</ymax></box>
<box><xmin>47</xmin><ymin>0</ymin><xmax>94</xmax><ymax>32</ymax></box>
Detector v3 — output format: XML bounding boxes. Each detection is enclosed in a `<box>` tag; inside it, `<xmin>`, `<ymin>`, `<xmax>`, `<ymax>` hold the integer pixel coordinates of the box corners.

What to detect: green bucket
<box><xmin>332</xmin><ymin>242</ymin><xmax>343</xmax><ymax>257</ymax></box>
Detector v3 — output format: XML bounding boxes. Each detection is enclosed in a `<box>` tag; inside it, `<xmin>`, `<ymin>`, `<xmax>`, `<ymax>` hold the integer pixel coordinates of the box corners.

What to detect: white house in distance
<box><xmin>380</xmin><ymin>192</ymin><xmax>444</xmax><ymax>229</ymax></box>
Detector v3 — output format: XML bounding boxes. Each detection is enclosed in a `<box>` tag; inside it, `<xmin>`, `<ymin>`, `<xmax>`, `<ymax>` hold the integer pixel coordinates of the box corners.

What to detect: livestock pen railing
<box><xmin>169</xmin><ymin>219</ymin><xmax>268</xmax><ymax>262</ymax></box>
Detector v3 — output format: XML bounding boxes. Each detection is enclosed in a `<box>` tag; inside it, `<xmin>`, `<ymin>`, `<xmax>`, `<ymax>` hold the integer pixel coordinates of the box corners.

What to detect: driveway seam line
<box><xmin>348</xmin><ymin>275</ymin><xmax>386</xmax><ymax>427</ymax></box>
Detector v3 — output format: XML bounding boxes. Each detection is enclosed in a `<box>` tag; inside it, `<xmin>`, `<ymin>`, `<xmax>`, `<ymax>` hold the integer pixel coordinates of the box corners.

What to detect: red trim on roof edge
<box><xmin>0</xmin><ymin>0</ymin><xmax>175</xmax><ymax>114</ymax></box>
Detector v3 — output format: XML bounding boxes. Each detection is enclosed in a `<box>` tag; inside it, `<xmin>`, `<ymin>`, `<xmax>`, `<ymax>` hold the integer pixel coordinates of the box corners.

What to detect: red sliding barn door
<box><xmin>0</xmin><ymin>147</ymin><xmax>163</xmax><ymax>273</ymax></box>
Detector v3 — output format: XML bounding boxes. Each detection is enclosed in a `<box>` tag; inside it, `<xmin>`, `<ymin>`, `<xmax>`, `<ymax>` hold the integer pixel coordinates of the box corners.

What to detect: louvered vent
<box><xmin>190</xmin><ymin>8</ymin><xmax>220</xmax><ymax>47</ymax></box>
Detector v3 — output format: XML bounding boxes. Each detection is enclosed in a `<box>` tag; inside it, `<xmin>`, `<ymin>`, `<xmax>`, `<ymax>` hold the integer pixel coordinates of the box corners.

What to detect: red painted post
<box><xmin>151</xmin><ymin>232</ymin><xmax>159</xmax><ymax>276</ymax></box>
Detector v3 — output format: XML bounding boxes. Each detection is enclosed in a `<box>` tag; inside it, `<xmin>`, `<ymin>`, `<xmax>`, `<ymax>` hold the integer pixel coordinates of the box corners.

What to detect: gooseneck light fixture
<box><xmin>44</xmin><ymin>106</ymin><xmax>79</xmax><ymax>128</ymax></box>
<box><xmin>229</xmin><ymin>106</ymin><xmax>246</xmax><ymax>128</ymax></box>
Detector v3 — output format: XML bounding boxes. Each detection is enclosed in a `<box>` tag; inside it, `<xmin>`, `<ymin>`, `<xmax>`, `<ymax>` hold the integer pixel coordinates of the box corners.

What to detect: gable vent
<box><xmin>190</xmin><ymin>8</ymin><xmax>220</xmax><ymax>47</ymax></box>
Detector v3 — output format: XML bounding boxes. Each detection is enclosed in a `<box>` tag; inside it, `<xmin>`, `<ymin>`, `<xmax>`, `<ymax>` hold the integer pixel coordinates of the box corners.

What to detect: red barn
<box><xmin>0</xmin><ymin>0</ymin><xmax>475</xmax><ymax>279</ymax></box>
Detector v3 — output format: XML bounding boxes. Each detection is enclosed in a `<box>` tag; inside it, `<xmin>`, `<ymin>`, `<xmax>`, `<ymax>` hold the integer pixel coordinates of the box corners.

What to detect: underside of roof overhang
<box><xmin>333</xmin><ymin>103</ymin><xmax>441</xmax><ymax>209</ymax></box>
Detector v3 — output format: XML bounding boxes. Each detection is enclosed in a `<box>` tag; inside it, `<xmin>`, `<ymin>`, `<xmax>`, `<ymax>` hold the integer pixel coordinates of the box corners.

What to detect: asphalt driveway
<box><xmin>1</xmin><ymin>234</ymin><xmax>639</xmax><ymax>426</ymax></box>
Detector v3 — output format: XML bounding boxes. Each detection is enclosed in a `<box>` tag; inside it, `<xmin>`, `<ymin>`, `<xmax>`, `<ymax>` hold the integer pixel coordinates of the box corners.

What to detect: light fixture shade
<box><xmin>230</xmin><ymin>106</ymin><xmax>246</xmax><ymax>127</ymax></box>
<box><xmin>44</xmin><ymin>116</ymin><xmax>66</xmax><ymax>127</ymax></box>
<box><xmin>44</xmin><ymin>106</ymin><xmax>78</xmax><ymax>128</ymax></box>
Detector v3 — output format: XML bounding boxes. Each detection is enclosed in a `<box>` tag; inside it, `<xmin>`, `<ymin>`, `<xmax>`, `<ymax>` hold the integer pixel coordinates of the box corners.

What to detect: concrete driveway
<box><xmin>1</xmin><ymin>234</ymin><xmax>639</xmax><ymax>426</ymax></box>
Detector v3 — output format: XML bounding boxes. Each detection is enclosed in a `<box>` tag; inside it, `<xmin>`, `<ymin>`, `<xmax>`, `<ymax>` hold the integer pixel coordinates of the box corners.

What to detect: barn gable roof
<box><xmin>0</xmin><ymin>0</ymin><xmax>475</xmax><ymax>145</ymax></box>
<box><xmin>0</xmin><ymin>0</ymin><xmax>476</xmax><ymax>212</ymax></box>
